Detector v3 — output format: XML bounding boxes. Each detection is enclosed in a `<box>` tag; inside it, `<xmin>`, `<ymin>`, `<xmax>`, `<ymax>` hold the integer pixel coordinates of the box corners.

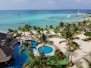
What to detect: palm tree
<box><xmin>84</xmin><ymin>31</ymin><xmax>91</xmax><ymax>40</ymax></box>
<box><xmin>7</xmin><ymin>28</ymin><xmax>19</xmax><ymax>38</ymax></box>
<box><xmin>23</xmin><ymin>52</ymin><xmax>48</xmax><ymax>68</ymax></box>
<box><xmin>20</xmin><ymin>41</ymin><xmax>45</xmax><ymax>68</ymax></box>
<box><xmin>45</xmin><ymin>25</ymin><xmax>49</xmax><ymax>30</ymax></box>
<box><xmin>8</xmin><ymin>28</ymin><xmax>14</xmax><ymax>33</ymax></box>
<box><xmin>83</xmin><ymin>52</ymin><xmax>91</xmax><ymax>68</ymax></box>
<box><xmin>62</xmin><ymin>24</ymin><xmax>79</xmax><ymax>50</ymax></box>
<box><xmin>84</xmin><ymin>58</ymin><xmax>91</xmax><ymax>68</ymax></box>
<box><xmin>81</xmin><ymin>20</ymin><xmax>88</xmax><ymax>32</ymax></box>
<box><xmin>35</xmin><ymin>27</ymin><xmax>42</xmax><ymax>35</ymax></box>
<box><xmin>61</xmin><ymin>23</ymin><xmax>80</xmax><ymax>67</ymax></box>
<box><xmin>20</xmin><ymin>41</ymin><xmax>33</xmax><ymax>53</ymax></box>
<box><xmin>83</xmin><ymin>20</ymin><xmax>87</xmax><ymax>26</ymax></box>
<box><xmin>38</xmin><ymin>33</ymin><xmax>49</xmax><ymax>66</ymax></box>
<box><xmin>20</xmin><ymin>38</ymin><xmax>49</xmax><ymax>68</ymax></box>
<box><xmin>18</xmin><ymin>27</ymin><xmax>22</xmax><ymax>31</ymax></box>
<box><xmin>18</xmin><ymin>24</ymin><xmax>31</xmax><ymax>32</ymax></box>
<box><xmin>47</xmin><ymin>49</ymin><xmax>68</xmax><ymax>68</ymax></box>
<box><xmin>18</xmin><ymin>27</ymin><xmax>26</xmax><ymax>32</ymax></box>
<box><xmin>49</xmin><ymin>25</ymin><xmax>54</xmax><ymax>29</ymax></box>
<box><xmin>19</xmin><ymin>41</ymin><xmax>35</xmax><ymax>68</ymax></box>
<box><xmin>59</xmin><ymin>22</ymin><xmax>64</xmax><ymax>28</ymax></box>
<box><xmin>77</xmin><ymin>22</ymin><xmax>83</xmax><ymax>33</ymax></box>
<box><xmin>54</xmin><ymin>26</ymin><xmax>60</xmax><ymax>33</ymax></box>
<box><xmin>13</xmin><ymin>30</ymin><xmax>19</xmax><ymax>37</ymax></box>
<box><xmin>33</xmin><ymin>26</ymin><xmax>37</xmax><ymax>31</ymax></box>
<box><xmin>39</xmin><ymin>33</ymin><xmax>48</xmax><ymax>43</ymax></box>
<box><xmin>38</xmin><ymin>33</ymin><xmax>48</xmax><ymax>54</ymax></box>
<box><xmin>71</xmin><ymin>52</ymin><xmax>91</xmax><ymax>68</ymax></box>
<box><xmin>24</xmin><ymin>24</ymin><xmax>31</xmax><ymax>31</ymax></box>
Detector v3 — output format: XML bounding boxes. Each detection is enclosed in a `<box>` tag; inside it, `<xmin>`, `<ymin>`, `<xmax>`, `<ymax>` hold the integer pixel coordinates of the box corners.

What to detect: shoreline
<box><xmin>79</xmin><ymin>16</ymin><xmax>91</xmax><ymax>22</ymax></box>
<box><xmin>0</xmin><ymin>30</ymin><xmax>7</xmax><ymax>33</ymax></box>
<box><xmin>0</xmin><ymin>13</ymin><xmax>91</xmax><ymax>34</ymax></box>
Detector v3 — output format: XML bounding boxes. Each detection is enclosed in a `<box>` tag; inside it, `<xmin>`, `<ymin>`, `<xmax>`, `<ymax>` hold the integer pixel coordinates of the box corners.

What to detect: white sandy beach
<box><xmin>48</xmin><ymin>34</ymin><xmax>91</xmax><ymax>68</ymax></box>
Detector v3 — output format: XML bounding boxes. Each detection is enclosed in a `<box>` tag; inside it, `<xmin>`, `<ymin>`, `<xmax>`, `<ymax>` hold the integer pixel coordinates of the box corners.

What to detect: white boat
<box><xmin>77</xmin><ymin>9</ymin><xmax>81</xmax><ymax>15</ymax></box>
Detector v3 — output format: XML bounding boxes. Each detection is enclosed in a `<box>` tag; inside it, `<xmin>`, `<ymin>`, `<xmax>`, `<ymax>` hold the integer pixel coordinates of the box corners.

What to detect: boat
<box><xmin>77</xmin><ymin>9</ymin><xmax>81</xmax><ymax>15</ymax></box>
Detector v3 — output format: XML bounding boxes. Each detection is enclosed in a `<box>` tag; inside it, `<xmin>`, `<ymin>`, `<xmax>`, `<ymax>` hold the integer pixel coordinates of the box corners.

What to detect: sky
<box><xmin>0</xmin><ymin>0</ymin><xmax>91</xmax><ymax>10</ymax></box>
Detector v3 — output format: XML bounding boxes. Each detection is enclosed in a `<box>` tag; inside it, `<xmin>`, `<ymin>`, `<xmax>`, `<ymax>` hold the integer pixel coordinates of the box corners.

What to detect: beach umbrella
<box><xmin>0</xmin><ymin>46</ymin><xmax>13</xmax><ymax>63</ymax></box>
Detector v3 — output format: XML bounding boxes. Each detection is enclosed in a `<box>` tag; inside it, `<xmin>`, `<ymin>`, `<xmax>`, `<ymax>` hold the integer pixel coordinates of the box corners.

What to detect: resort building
<box><xmin>0</xmin><ymin>33</ymin><xmax>15</xmax><ymax>65</ymax></box>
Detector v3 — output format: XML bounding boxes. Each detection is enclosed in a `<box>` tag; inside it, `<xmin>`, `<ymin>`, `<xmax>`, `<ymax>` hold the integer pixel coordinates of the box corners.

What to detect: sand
<box><xmin>49</xmin><ymin>34</ymin><xmax>91</xmax><ymax>68</ymax></box>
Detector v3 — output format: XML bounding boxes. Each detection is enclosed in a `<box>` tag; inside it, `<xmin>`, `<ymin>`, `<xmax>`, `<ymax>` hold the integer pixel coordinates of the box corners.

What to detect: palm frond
<box><xmin>27</xmin><ymin>50</ymin><xmax>34</xmax><ymax>58</ymax></box>
<box><xmin>84</xmin><ymin>58</ymin><xmax>91</xmax><ymax>68</ymax></box>
<box><xmin>19</xmin><ymin>47</ymin><xmax>26</xmax><ymax>54</ymax></box>
<box><xmin>23</xmin><ymin>61</ymin><xmax>31</xmax><ymax>68</ymax></box>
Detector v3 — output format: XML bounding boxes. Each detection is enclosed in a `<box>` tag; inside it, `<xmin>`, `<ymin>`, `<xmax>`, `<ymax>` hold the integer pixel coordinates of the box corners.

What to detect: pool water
<box><xmin>38</xmin><ymin>46</ymin><xmax>53</xmax><ymax>54</ymax></box>
<box><xmin>4</xmin><ymin>40</ymin><xmax>37</xmax><ymax>68</ymax></box>
<box><xmin>26</xmin><ymin>40</ymin><xmax>37</xmax><ymax>51</ymax></box>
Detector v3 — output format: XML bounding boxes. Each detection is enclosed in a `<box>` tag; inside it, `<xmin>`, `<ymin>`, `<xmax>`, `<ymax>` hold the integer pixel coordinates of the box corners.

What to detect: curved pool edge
<box><xmin>33</xmin><ymin>44</ymin><xmax>55</xmax><ymax>56</ymax></box>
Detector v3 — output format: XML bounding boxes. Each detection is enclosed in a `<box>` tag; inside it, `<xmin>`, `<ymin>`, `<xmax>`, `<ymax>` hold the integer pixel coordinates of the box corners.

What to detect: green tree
<box><xmin>54</xmin><ymin>26</ymin><xmax>60</xmax><ymax>33</ymax></box>
<box><xmin>18</xmin><ymin>27</ymin><xmax>22</xmax><ymax>31</ymax></box>
<box><xmin>24</xmin><ymin>24</ymin><xmax>31</xmax><ymax>31</ymax></box>
<box><xmin>49</xmin><ymin>25</ymin><xmax>54</xmax><ymax>29</ymax></box>
<box><xmin>8</xmin><ymin>28</ymin><xmax>14</xmax><ymax>33</ymax></box>
<box><xmin>61</xmin><ymin>23</ymin><xmax>79</xmax><ymax>67</ymax></box>
<box><xmin>84</xmin><ymin>32</ymin><xmax>91</xmax><ymax>40</ymax></box>
<box><xmin>33</xmin><ymin>26</ymin><xmax>37</xmax><ymax>30</ymax></box>
<box><xmin>47</xmin><ymin>49</ymin><xmax>68</xmax><ymax>68</ymax></box>
<box><xmin>20</xmin><ymin>41</ymin><xmax>35</xmax><ymax>68</ymax></box>
<box><xmin>59</xmin><ymin>22</ymin><xmax>64</xmax><ymax>28</ymax></box>
<box><xmin>39</xmin><ymin>33</ymin><xmax>48</xmax><ymax>44</ymax></box>
<box><xmin>20</xmin><ymin>41</ymin><xmax>48</xmax><ymax>68</ymax></box>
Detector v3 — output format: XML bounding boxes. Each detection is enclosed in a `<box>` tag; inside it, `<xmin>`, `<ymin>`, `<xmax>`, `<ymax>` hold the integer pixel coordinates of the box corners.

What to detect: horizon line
<box><xmin>0</xmin><ymin>9</ymin><xmax>91</xmax><ymax>11</ymax></box>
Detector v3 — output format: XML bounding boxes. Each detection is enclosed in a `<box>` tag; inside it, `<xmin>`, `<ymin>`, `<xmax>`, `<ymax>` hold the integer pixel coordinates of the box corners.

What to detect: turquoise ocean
<box><xmin>0</xmin><ymin>10</ymin><xmax>91</xmax><ymax>31</ymax></box>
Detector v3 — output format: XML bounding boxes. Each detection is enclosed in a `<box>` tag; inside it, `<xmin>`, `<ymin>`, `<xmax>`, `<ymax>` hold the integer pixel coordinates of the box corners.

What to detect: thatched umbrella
<box><xmin>0</xmin><ymin>46</ymin><xmax>13</xmax><ymax>63</ymax></box>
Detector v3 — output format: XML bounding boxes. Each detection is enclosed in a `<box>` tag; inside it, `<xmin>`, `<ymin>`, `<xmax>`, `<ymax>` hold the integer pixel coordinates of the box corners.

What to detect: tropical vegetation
<box><xmin>6</xmin><ymin>19</ymin><xmax>91</xmax><ymax>68</ymax></box>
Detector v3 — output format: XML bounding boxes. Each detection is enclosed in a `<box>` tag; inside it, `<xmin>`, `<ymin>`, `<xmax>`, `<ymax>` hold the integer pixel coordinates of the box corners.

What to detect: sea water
<box><xmin>0</xmin><ymin>10</ymin><xmax>91</xmax><ymax>31</ymax></box>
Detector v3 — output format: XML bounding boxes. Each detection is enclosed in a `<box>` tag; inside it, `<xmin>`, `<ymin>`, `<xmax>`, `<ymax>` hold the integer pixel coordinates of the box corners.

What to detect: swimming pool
<box><xmin>38</xmin><ymin>45</ymin><xmax>53</xmax><ymax>54</ymax></box>
<box><xmin>4</xmin><ymin>40</ymin><xmax>37</xmax><ymax>68</ymax></box>
<box><xmin>26</xmin><ymin>40</ymin><xmax>37</xmax><ymax>51</ymax></box>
